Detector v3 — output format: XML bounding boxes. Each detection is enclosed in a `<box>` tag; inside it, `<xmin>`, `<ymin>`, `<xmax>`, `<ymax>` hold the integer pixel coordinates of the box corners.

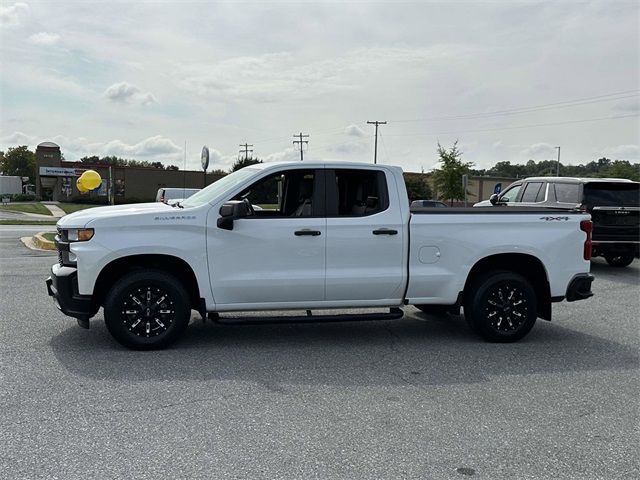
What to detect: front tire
<box><xmin>604</xmin><ymin>252</ymin><xmax>635</xmax><ymax>268</ymax></box>
<box><xmin>464</xmin><ymin>271</ymin><xmax>537</xmax><ymax>343</ymax></box>
<box><xmin>104</xmin><ymin>269</ymin><xmax>191</xmax><ymax>350</ymax></box>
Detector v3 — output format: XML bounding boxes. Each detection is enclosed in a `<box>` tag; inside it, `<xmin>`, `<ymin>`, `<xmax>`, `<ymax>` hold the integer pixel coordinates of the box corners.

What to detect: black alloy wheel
<box><xmin>121</xmin><ymin>286</ymin><xmax>175</xmax><ymax>338</ymax></box>
<box><xmin>104</xmin><ymin>270</ymin><xmax>191</xmax><ymax>350</ymax></box>
<box><xmin>465</xmin><ymin>271</ymin><xmax>537</xmax><ymax>342</ymax></box>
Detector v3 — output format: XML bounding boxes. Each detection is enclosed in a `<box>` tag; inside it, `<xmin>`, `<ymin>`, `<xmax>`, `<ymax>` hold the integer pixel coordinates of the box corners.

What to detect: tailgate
<box><xmin>585</xmin><ymin>182</ymin><xmax>640</xmax><ymax>242</ymax></box>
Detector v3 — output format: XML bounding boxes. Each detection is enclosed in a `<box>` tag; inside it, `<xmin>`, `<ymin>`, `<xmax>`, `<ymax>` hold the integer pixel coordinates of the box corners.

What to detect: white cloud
<box><xmin>602</xmin><ymin>144</ymin><xmax>639</xmax><ymax>160</ymax></box>
<box><xmin>103</xmin><ymin>135</ymin><xmax>181</xmax><ymax>156</ymax></box>
<box><xmin>1</xmin><ymin>131</ymin><xmax>37</xmax><ymax>146</ymax></box>
<box><xmin>263</xmin><ymin>147</ymin><xmax>301</xmax><ymax>163</ymax></box>
<box><xmin>0</xmin><ymin>2</ymin><xmax>29</xmax><ymax>27</ymax></box>
<box><xmin>0</xmin><ymin>133</ymin><xmax>183</xmax><ymax>164</ymax></box>
<box><xmin>326</xmin><ymin>140</ymin><xmax>369</xmax><ymax>156</ymax></box>
<box><xmin>103</xmin><ymin>82</ymin><xmax>157</xmax><ymax>105</ymax></box>
<box><xmin>345</xmin><ymin>124</ymin><xmax>365</xmax><ymax>137</ymax></box>
<box><xmin>520</xmin><ymin>143</ymin><xmax>557</xmax><ymax>159</ymax></box>
<box><xmin>176</xmin><ymin>46</ymin><xmax>466</xmax><ymax>103</ymax></box>
<box><xmin>28</xmin><ymin>32</ymin><xmax>60</xmax><ymax>46</ymax></box>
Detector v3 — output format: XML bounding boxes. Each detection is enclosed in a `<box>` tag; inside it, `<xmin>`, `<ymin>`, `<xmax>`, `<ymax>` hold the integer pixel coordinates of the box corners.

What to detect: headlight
<box><xmin>67</xmin><ymin>228</ymin><xmax>94</xmax><ymax>242</ymax></box>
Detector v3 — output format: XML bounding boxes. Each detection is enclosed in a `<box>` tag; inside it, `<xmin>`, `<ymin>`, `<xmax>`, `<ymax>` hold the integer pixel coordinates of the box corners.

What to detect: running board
<box><xmin>213</xmin><ymin>308</ymin><xmax>404</xmax><ymax>326</ymax></box>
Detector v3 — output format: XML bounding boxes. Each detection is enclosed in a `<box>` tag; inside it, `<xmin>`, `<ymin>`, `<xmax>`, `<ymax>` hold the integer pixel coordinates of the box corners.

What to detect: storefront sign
<box><xmin>39</xmin><ymin>166</ymin><xmax>86</xmax><ymax>177</ymax></box>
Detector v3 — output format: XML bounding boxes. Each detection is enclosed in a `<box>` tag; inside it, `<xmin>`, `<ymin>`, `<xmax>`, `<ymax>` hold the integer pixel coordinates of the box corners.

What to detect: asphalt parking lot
<box><xmin>1</xmin><ymin>225</ymin><xmax>638</xmax><ymax>480</ymax></box>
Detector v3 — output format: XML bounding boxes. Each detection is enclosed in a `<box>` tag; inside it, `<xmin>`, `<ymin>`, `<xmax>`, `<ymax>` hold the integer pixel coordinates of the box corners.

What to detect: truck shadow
<box><xmin>49</xmin><ymin>310</ymin><xmax>638</xmax><ymax>387</ymax></box>
<box><xmin>590</xmin><ymin>257</ymin><xmax>639</xmax><ymax>286</ymax></box>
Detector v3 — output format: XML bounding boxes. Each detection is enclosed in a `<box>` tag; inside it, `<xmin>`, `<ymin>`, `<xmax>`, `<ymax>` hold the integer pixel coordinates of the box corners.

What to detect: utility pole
<box><xmin>555</xmin><ymin>146</ymin><xmax>561</xmax><ymax>176</ymax></box>
<box><xmin>239</xmin><ymin>143</ymin><xmax>254</xmax><ymax>160</ymax></box>
<box><xmin>367</xmin><ymin>120</ymin><xmax>387</xmax><ymax>164</ymax></box>
<box><xmin>293</xmin><ymin>132</ymin><xmax>309</xmax><ymax>161</ymax></box>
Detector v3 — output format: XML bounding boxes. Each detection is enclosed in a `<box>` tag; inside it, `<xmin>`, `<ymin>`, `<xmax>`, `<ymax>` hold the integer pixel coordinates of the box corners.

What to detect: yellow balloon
<box><xmin>76</xmin><ymin>177</ymin><xmax>89</xmax><ymax>193</ymax></box>
<box><xmin>79</xmin><ymin>170</ymin><xmax>102</xmax><ymax>191</ymax></box>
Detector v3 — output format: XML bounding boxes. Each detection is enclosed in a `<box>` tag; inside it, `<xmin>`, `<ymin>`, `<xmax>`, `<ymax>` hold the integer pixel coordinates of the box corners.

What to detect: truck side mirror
<box><xmin>217</xmin><ymin>201</ymin><xmax>251</xmax><ymax>230</ymax></box>
<box><xmin>489</xmin><ymin>193</ymin><xmax>500</xmax><ymax>205</ymax></box>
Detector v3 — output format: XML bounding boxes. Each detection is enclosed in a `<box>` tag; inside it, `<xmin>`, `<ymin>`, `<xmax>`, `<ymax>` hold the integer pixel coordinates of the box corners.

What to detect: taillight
<box><xmin>160</xmin><ymin>192</ymin><xmax>164</xmax><ymax>203</ymax></box>
<box><xmin>580</xmin><ymin>219</ymin><xmax>593</xmax><ymax>260</ymax></box>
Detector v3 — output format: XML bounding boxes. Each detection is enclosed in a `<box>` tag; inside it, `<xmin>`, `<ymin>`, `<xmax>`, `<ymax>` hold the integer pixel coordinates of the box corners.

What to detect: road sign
<box><xmin>494</xmin><ymin>183</ymin><xmax>502</xmax><ymax>194</ymax></box>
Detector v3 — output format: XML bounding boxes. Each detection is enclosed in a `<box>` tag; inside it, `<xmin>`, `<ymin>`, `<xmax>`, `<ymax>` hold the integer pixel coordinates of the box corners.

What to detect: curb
<box><xmin>32</xmin><ymin>232</ymin><xmax>56</xmax><ymax>250</ymax></box>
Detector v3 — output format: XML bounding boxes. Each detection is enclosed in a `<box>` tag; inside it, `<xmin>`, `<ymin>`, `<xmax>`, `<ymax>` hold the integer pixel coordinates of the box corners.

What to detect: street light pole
<box><xmin>555</xmin><ymin>146</ymin><xmax>561</xmax><ymax>176</ymax></box>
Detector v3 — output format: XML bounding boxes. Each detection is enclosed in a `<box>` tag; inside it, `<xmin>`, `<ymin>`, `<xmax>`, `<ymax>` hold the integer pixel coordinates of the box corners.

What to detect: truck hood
<box><xmin>57</xmin><ymin>202</ymin><xmax>174</xmax><ymax>228</ymax></box>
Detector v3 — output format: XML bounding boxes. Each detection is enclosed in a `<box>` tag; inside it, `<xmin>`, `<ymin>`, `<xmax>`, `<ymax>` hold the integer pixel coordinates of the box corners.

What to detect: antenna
<box><xmin>183</xmin><ymin>140</ymin><xmax>187</xmax><ymax>196</ymax></box>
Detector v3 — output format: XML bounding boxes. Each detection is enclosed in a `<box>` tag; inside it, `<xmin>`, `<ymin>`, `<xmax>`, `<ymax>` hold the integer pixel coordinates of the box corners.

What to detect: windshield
<box><xmin>584</xmin><ymin>182</ymin><xmax>640</xmax><ymax>207</ymax></box>
<box><xmin>181</xmin><ymin>168</ymin><xmax>260</xmax><ymax>208</ymax></box>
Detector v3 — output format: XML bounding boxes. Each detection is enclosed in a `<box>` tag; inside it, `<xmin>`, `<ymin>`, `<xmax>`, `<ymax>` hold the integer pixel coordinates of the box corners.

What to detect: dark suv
<box><xmin>475</xmin><ymin>177</ymin><xmax>640</xmax><ymax>267</ymax></box>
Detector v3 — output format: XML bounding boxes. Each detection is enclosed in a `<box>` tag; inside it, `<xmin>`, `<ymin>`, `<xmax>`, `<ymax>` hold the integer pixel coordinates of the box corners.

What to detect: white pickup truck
<box><xmin>47</xmin><ymin>161</ymin><xmax>594</xmax><ymax>349</ymax></box>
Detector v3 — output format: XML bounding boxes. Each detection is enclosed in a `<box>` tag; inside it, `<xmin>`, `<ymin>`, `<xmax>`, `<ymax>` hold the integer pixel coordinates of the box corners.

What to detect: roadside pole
<box><xmin>462</xmin><ymin>174</ymin><xmax>468</xmax><ymax>207</ymax></box>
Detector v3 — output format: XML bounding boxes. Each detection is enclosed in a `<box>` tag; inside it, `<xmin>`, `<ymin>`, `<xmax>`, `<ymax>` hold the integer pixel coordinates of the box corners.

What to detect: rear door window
<box><xmin>327</xmin><ymin>169</ymin><xmax>389</xmax><ymax>216</ymax></box>
<box><xmin>520</xmin><ymin>182</ymin><xmax>543</xmax><ymax>203</ymax></box>
<box><xmin>583</xmin><ymin>183</ymin><xmax>640</xmax><ymax>207</ymax></box>
<box><xmin>553</xmin><ymin>183</ymin><xmax>581</xmax><ymax>203</ymax></box>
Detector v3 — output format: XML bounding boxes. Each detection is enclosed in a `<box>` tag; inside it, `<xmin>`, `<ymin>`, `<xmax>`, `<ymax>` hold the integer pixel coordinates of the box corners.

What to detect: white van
<box><xmin>155</xmin><ymin>187</ymin><xmax>201</xmax><ymax>205</ymax></box>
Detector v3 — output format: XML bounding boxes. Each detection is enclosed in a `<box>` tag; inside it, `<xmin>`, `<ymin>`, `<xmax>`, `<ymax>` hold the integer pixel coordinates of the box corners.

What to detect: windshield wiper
<box><xmin>173</xmin><ymin>202</ymin><xmax>184</xmax><ymax>209</ymax></box>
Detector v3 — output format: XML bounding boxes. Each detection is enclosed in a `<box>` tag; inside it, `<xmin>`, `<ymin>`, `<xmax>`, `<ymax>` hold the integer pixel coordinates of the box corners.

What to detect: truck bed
<box><xmin>410</xmin><ymin>206</ymin><xmax>582</xmax><ymax>214</ymax></box>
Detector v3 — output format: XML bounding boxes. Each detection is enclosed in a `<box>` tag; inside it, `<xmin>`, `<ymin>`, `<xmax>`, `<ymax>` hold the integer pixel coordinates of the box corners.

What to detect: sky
<box><xmin>1</xmin><ymin>0</ymin><xmax>638</xmax><ymax>173</ymax></box>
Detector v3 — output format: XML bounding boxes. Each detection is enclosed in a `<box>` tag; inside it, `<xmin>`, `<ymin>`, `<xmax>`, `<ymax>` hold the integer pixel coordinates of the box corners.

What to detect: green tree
<box><xmin>432</xmin><ymin>141</ymin><xmax>474</xmax><ymax>205</ymax></box>
<box><xmin>602</xmin><ymin>160</ymin><xmax>640</xmax><ymax>181</ymax></box>
<box><xmin>230</xmin><ymin>156</ymin><xmax>262</xmax><ymax>172</ymax></box>
<box><xmin>403</xmin><ymin>173</ymin><xmax>433</xmax><ymax>202</ymax></box>
<box><xmin>0</xmin><ymin>145</ymin><xmax>36</xmax><ymax>182</ymax></box>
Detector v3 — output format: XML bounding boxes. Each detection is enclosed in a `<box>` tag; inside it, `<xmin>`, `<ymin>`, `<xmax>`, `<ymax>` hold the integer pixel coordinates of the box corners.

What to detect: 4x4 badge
<box><xmin>539</xmin><ymin>216</ymin><xmax>569</xmax><ymax>221</ymax></box>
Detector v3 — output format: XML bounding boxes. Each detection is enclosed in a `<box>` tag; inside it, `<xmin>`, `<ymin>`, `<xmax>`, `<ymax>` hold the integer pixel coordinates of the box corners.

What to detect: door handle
<box><xmin>373</xmin><ymin>228</ymin><xmax>398</xmax><ymax>235</ymax></box>
<box><xmin>294</xmin><ymin>229</ymin><xmax>322</xmax><ymax>236</ymax></box>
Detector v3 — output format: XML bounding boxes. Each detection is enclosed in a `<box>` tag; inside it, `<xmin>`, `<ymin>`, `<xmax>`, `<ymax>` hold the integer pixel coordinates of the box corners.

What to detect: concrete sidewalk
<box><xmin>41</xmin><ymin>203</ymin><xmax>66</xmax><ymax>217</ymax></box>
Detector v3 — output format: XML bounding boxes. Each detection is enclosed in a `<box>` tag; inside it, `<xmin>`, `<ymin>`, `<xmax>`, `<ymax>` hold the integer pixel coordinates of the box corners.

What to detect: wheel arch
<box><xmin>93</xmin><ymin>254</ymin><xmax>202</xmax><ymax>313</ymax></box>
<box><xmin>463</xmin><ymin>253</ymin><xmax>552</xmax><ymax>320</ymax></box>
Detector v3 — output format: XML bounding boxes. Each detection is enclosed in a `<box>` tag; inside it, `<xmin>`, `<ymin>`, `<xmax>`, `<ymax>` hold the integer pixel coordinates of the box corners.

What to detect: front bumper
<box><xmin>565</xmin><ymin>273</ymin><xmax>595</xmax><ymax>302</ymax></box>
<box><xmin>46</xmin><ymin>264</ymin><xmax>97</xmax><ymax>321</ymax></box>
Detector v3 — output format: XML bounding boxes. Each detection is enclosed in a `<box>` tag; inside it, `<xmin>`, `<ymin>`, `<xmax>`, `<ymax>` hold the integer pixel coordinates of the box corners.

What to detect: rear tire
<box><xmin>104</xmin><ymin>269</ymin><xmax>191</xmax><ymax>350</ymax></box>
<box><xmin>604</xmin><ymin>253</ymin><xmax>635</xmax><ymax>268</ymax></box>
<box><xmin>464</xmin><ymin>271</ymin><xmax>537</xmax><ymax>343</ymax></box>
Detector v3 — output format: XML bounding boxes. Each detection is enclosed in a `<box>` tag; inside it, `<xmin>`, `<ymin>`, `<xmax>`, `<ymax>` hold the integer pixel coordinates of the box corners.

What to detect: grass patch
<box><xmin>58</xmin><ymin>203</ymin><xmax>99</xmax><ymax>214</ymax></box>
<box><xmin>0</xmin><ymin>204</ymin><xmax>52</xmax><ymax>215</ymax></box>
<box><xmin>41</xmin><ymin>232</ymin><xmax>57</xmax><ymax>242</ymax></box>
<box><xmin>0</xmin><ymin>219</ymin><xmax>58</xmax><ymax>225</ymax></box>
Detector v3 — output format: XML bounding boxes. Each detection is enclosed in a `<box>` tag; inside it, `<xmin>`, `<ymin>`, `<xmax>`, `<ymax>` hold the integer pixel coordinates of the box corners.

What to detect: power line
<box><xmin>293</xmin><ymin>132</ymin><xmax>309</xmax><ymax>161</ymax></box>
<box><xmin>390</xmin><ymin>90</ymin><xmax>640</xmax><ymax>123</ymax></box>
<box><xmin>239</xmin><ymin>143</ymin><xmax>253</xmax><ymax>159</ymax></box>
<box><xmin>367</xmin><ymin>120</ymin><xmax>387</xmax><ymax>164</ymax></box>
<box><xmin>384</xmin><ymin>113</ymin><xmax>638</xmax><ymax>137</ymax></box>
